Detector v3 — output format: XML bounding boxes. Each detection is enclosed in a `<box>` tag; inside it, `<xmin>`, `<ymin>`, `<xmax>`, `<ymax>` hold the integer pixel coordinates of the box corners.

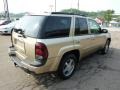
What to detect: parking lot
<box><xmin>0</xmin><ymin>29</ymin><xmax>120</xmax><ymax>90</ymax></box>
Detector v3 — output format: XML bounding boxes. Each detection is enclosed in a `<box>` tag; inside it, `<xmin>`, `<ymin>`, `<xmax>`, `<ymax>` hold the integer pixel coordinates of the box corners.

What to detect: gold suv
<box><xmin>9</xmin><ymin>12</ymin><xmax>111</xmax><ymax>79</ymax></box>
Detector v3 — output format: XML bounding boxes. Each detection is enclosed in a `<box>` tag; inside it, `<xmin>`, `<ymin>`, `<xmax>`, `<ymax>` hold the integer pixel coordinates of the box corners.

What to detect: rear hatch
<box><xmin>12</xmin><ymin>16</ymin><xmax>45</xmax><ymax>64</ymax></box>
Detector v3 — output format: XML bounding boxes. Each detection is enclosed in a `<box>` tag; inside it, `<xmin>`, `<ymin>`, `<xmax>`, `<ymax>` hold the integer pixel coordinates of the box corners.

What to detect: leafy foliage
<box><xmin>61</xmin><ymin>8</ymin><xmax>115</xmax><ymax>22</ymax></box>
<box><xmin>103</xmin><ymin>10</ymin><xmax>114</xmax><ymax>23</ymax></box>
<box><xmin>61</xmin><ymin>8</ymin><xmax>88</xmax><ymax>16</ymax></box>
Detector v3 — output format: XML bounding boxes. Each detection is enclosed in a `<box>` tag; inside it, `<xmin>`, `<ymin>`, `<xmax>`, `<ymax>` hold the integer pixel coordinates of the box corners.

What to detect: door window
<box><xmin>88</xmin><ymin>19</ymin><xmax>101</xmax><ymax>34</ymax></box>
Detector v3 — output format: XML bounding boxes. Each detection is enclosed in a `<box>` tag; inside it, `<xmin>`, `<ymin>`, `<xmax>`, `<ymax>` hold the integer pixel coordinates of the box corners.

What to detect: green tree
<box><xmin>61</xmin><ymin>8</ymin><xmax>88</xmax><ymax>16</ymax></box>
<box><xmin>104</xmin><ymin>10</ymin><xmax>114</xmax><ymax>23</ymax></box>
<box><xmin>61</xmin><ymin>9</ymin><xmax>115</xmax><ymax>22</ymax></box>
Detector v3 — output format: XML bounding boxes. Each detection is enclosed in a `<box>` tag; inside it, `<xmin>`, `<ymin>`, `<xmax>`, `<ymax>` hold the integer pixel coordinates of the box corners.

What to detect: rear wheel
<box><xmin>58</xmin><ymin>54</ymin><xmax>77</xmax><ymax>80</ymax></box>
<box><xmin>101</xmin><ymin>40</ymin><xmax>110</xmax><ymax>54</ymax></box>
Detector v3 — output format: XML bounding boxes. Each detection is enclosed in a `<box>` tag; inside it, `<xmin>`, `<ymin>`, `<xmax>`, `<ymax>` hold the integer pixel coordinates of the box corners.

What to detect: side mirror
<box><xmin>101</xmin><ymin>29</ymin><xmax>108</xmax><ymax>33</ymax></box>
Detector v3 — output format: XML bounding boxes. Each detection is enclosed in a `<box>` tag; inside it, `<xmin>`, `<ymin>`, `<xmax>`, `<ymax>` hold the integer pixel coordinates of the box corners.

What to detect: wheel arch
<box><xmin>51</xmin><ymin>49</ymin><xmax>80</xmax><ymax>71</ymax></box>
<box><xmin>107</xmin><ymin>38</ymin><xmax>111</xmax><ymax>45</ymax></box>
<box><xmin>107</xmin><ymin>38</ymin><xmax>111</xmax><ymax>42</ymax></box>
<box><xmin>61</xmin><ymin>49</ymin><xmax>80</xmax><ymax>63</ymax></box>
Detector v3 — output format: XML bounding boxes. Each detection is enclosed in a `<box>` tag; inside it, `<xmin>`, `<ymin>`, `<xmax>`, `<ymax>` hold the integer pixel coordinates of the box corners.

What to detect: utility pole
<box><xmin>55</xmin><ymin>0</ymin><xmax>56</xmax><ymax>12</ymax></box>
<box><xmin>3</xmin><ymin>0</ymin><xmax>10</xmax><ymax>21</ymax></box>
<box><xmin>49</xmin><ymin>5</ymin><xmax>53</xmax><ymax>12</ymax></box>
<box><xmin>78</xmin><ymin>0</ymin><xmax>79</xmax><ymax>10</ymax></box>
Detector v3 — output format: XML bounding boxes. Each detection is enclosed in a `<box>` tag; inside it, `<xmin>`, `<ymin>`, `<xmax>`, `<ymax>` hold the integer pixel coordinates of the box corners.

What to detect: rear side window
<box><xmin>75</xmin><ymin>17</ymin><xmax>88</xmax><ymax>35</ymax></box>
<box><xmin>43</xmin><ymin>16</ymin><xmax>71</xmax><ymax>38</ymax></box>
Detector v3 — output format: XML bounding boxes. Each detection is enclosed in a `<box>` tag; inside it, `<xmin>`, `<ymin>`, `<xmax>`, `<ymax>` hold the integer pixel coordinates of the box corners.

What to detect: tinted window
<box><xmin>43</xmin><ymin>16</ymin><xmax>71</xmax><ymax>38</ymax></box>
<box><xmin>88</xmin><ymin>19</ymin><xmax>101</xmax><ymax>34</ymax></box>
<box><xmin>14</xmin><ymin>16</ymin><xmax>46</xmax><ymax>38</ymax></box>
<box><xmin>75</xmin><ymin>18</ymin><xmax>88</xmax><ymax>35</ymax></box>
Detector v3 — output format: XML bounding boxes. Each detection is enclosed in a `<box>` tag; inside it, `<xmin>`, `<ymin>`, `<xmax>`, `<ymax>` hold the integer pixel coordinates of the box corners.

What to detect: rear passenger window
<box><xmin>75</xmin><ymin>18</ymin><xmax>88</xmax><ymax>35</ymax></box>
<box><xmin>43</xmin><ymin>16</ymin><xmax>71</xmax><ymax>38</ymax></box>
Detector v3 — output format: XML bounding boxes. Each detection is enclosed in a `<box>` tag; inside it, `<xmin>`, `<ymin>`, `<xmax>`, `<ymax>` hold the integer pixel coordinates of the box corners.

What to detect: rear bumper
<box><xmin>9</xmin><ymin>56</ymin><xmax>41</xmax><ymax>74</ymax></box>
<box><xmin>8</xmin><ymin>46</ymin><xmax>54</xmax><ymax>74</ymax></box>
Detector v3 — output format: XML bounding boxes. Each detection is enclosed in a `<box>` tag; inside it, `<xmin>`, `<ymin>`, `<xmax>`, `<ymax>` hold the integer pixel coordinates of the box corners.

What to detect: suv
<box><xmin>9</xmin><ymin>12</ymin><xmax>111</xmax><ymax>79</ymax></box>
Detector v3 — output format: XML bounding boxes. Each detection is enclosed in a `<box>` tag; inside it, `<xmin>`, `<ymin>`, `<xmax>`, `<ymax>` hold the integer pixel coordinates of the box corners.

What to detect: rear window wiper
<box><xmin>13</xmin><ymin>28</ymin><xmax>23</xmax><ymax>33</ymax></box>
<box><xmin>13</xmin><ymin>28</ymin><xmax>26</xmax><ymax>38</ymax></box>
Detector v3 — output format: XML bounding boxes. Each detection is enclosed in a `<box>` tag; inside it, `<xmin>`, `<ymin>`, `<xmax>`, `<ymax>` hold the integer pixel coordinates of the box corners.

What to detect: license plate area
<box><xmin>16</xmin><ymin>40</ymin><xmax>24</xmax><ymax>48</ymax></box>
<box><xmin>15</xmin><ymin>38</ymin><xmax>25</xmax><ymax>54</ymax></box>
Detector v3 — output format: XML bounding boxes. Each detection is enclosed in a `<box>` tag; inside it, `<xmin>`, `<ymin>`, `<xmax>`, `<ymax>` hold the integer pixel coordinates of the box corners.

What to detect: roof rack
<box><xmin>51</xmin><ymin>12</ymin><xmax>86</xmax><ymax>16</ymax></box>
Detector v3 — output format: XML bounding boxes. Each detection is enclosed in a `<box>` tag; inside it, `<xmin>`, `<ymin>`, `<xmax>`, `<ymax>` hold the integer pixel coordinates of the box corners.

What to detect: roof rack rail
<box><xmin>51</xmin><ymin>12</ymin><xmax>86</xmax><ymax>16</ymax></box>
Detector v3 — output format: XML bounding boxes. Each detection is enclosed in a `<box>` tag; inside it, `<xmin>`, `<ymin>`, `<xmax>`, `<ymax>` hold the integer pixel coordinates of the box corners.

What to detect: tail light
<box><xmin>35</xmin><ymin>42</ymin><xmax>48</xmax><ymax>59</ymax></box>
<box><xmin>33</xmin><ymin>42</ymin><xmax>48</xmax><ymax>67</ymax></box>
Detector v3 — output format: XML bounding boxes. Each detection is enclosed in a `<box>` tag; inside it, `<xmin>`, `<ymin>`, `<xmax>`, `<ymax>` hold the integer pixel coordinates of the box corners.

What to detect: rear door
<box><xmin>73</xmin><ymin>17</ymin><xmax>93</xmax><ymax>57</ymax></box>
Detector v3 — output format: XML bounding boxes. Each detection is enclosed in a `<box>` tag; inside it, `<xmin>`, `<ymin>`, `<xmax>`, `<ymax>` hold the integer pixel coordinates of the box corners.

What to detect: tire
<box><xmin>58</xmin><ymin>54</ymin><xmax>77</xmax><ymax>80</ymax></box>
<box><xmin>101</xmin><ymin>40</ymin><xmax>110</xmax><ymax>54</ymax></box>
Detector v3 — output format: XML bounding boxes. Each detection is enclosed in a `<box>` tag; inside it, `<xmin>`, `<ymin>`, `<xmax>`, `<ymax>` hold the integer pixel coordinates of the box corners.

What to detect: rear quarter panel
<box><xmin>36</xmin><ymin>37</ymin><xmax>75</xmax><ymax>71</ymax></box>
<box><xmin>37</xmin><ymin>37</ymin><xmax>74</xmax><ymax>58</ymax></box>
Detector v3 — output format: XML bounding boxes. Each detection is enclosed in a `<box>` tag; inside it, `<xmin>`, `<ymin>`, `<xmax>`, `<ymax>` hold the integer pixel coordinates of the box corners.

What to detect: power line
<box><xmin>55</xmin><ymin>0</ymin><xmax>56</xmax><ymax>12</ymax></box>
<box><xmin>3</xmin><ymin>0</ymin><xmax>10</xmax><ymax>20</ymax></box>
<box><xmin>78</xmin><ymin>0</ymin><xmax>79</xmax><ymax>10</ymax></box>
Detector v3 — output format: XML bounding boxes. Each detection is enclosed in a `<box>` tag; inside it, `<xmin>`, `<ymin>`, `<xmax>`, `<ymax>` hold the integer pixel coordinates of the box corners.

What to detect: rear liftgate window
<box><xmin>14</xmin><ymin>16</ymin><xmax>46</xmax><ymax>38</ymax></box>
